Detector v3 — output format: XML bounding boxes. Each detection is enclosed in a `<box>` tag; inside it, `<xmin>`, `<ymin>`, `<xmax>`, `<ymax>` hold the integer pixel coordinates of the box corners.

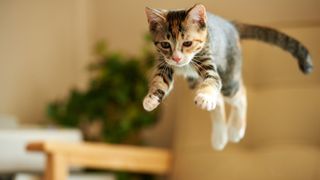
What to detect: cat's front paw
<box><xmin>143</xmin><ymin>94</ymin><xmax>160</xmax><ymax>111</ymax></box>
<box><xmin>194</xmin><ymin>92</ymin><xmax>218</xmax><ymax>111</ymax></box>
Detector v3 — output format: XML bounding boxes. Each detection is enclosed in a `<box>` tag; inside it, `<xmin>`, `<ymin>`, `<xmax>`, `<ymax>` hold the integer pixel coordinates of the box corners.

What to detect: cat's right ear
<box><xmin>145</xmin><ymin>7</ymin><xmax>166</xmax><ymax>23</ymax></box>
<box><xmin>145</xmin><ymin>7</ymin><xmax>166</xmax><ymax>29</ymax></box>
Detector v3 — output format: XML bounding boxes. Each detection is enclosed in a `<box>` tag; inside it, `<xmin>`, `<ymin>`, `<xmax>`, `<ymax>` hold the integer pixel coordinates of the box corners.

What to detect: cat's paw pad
<box><xmin>194</xmin><ymin>93</ymin><xmax>217</xmax><ymax>111</ymax></box>
<box><xmin>228</xmin><ymin>126</ymin><xmax>245</xmax><ymax>143</ymax></box>
<box><xmin>143</xmin><ymin>94</ymin><xmax>160</xmax><ymax>111</ymax></box>
<box><xmin>212</xmin><ymin>122</ymin><xmax>228</xmax><ymax>151</ymax></box>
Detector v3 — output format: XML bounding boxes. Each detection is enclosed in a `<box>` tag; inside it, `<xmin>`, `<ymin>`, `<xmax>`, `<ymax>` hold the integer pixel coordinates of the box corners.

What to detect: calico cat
<box><xmin>143</xmin><ymin>4</ymin><xmax>313</xmax><ymax>150</ymax></box>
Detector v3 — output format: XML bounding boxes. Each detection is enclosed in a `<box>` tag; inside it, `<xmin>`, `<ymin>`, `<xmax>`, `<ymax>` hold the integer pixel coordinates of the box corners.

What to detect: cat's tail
<box><xmin>233</xmin><ymin>22</ymin><xmax>313</xmax><ymax>74</ymax></box>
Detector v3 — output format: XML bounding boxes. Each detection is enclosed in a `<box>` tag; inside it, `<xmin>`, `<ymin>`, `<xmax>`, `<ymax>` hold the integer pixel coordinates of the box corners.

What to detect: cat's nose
<box><xmin>172</xmin><ymin>56</ymin><xmax>181</xmax><ymax>63</ymax></box>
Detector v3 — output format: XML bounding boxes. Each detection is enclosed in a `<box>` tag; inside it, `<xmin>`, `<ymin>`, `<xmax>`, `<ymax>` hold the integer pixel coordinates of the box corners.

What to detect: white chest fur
<box><xmin>174</xmin><ymin>64</ymin><xmax>199</xmax><ymax>79</ymax></box>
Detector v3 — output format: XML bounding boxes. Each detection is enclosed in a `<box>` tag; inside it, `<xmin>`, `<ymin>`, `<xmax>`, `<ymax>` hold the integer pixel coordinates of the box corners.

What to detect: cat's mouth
<box><xmin>165</xmin><ymin>58</ymin><xmax>191</xmax><ymax>67</ymax></box>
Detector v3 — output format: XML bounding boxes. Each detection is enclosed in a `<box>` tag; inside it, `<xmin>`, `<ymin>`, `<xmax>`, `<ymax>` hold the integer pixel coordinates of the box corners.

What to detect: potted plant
<box><xmin>47</xmin><ymin>36</ymin><xmax>160</xmax><ymax>180</ymax></box>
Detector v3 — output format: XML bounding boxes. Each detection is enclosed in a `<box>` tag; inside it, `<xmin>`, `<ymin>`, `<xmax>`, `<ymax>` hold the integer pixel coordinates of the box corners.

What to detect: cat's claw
<box><xmin>143</xmin><ymin>94</ymin><xmax>160</xmax><ymax>111</ymax></box>
<box><xmin>194</xmin><ymin>93</ymin><xmax>217</xmax><ymax>111</ymax></box>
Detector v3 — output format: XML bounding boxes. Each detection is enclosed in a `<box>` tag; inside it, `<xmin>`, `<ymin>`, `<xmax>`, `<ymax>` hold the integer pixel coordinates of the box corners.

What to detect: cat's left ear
<box><xmin>186</xmin><ymin>4</ymin><xmax>207</xmax><ymax>27</ymax></box>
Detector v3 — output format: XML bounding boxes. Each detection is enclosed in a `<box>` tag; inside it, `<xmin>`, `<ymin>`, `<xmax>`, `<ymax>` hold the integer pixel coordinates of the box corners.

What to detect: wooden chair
<box><xmin>26</xmin><ymin>141</ymin><xmax>172</xmax><ymax>180</ymax></box>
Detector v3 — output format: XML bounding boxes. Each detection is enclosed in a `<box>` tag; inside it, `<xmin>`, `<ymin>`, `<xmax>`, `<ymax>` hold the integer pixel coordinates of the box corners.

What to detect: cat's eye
<box><xmin>160</xmin><ymin>42</ymin><xmax>171</xmax><ymax>49</ymax></box>
<box><xmin>183</xmin><ymin>41</ymin><xmax>193</xmax><ymax>47</ymax></box>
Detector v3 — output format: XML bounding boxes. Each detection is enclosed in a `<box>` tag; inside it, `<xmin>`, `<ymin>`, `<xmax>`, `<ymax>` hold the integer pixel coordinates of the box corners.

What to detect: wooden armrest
<box><xmin>27</xmin><ymin>141</ymin><xmax>171</xmax><ymax>180</ymax></box>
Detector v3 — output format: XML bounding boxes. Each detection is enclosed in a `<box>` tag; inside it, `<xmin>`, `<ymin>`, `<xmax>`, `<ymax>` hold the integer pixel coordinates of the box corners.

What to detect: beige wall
<box><xmin>0</xmin><ymin>0</ymin><xmax>92</xmax><ymax>123</ymax></box>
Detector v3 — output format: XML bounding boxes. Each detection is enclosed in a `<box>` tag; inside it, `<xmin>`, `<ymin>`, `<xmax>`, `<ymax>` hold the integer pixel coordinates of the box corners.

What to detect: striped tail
<box><xmin>233</xmin><ymin>22</ymin><xmax>313</xmax><ymax>74</ymax></box>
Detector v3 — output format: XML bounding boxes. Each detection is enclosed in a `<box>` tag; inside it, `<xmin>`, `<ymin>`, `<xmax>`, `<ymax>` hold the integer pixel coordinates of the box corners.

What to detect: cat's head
<box><xmin>145</xmin><ymin>4</ymin><xmax>208</xmax><ymax>67</ymax></box>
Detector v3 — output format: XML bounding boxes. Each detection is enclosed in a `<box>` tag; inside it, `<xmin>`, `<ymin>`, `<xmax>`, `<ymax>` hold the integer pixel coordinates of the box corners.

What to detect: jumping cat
<box><xmin>142</xmin><ymin>4</ymin><xmax>313</xmax><ymax>150</ymax></box>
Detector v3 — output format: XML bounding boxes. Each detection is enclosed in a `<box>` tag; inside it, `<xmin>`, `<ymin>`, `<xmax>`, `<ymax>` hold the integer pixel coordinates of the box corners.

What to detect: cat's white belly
<box><xmin>174</xmin><ymin>64</ymin><xmax>199</xmax><ymax>79</ymax></box>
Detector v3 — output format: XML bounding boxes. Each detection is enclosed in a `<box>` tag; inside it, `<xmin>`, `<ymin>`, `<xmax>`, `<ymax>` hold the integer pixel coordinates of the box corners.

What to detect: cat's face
<box><xmin>145</xmin><ymin>4</ymin><xmax>207</xmax><ymax>67</ymax></box>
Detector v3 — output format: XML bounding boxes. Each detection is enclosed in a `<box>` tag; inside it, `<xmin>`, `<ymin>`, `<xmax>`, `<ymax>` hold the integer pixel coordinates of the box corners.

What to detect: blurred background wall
<box><xmin>0</xmin><ymin>0</ymin><xmax>92</xmax><ymax>124</ymax></box>
<box><xmin>1</xmin><ymin>0</ymin><xmax>320</xmax><ymax>179</ymax></box>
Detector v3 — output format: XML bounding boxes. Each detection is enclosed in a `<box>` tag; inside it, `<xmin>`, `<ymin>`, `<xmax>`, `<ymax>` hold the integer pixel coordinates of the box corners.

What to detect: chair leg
<box><xmin>45</xmin><ymin>153</ymin><xmax>68</xmax><ymax>180</ymax></box>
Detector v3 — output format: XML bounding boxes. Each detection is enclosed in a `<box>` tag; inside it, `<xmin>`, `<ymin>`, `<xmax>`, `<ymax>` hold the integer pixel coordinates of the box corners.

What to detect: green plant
<box><xmin>47</xmin><ymin>36</ymin><xmax>158</xmax><ymax>144</ymax></box>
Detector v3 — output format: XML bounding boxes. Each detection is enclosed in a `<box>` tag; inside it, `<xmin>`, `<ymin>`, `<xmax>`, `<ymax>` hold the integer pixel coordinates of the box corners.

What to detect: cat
<box><xmin>142</xmin><ymin>4</ymin><xmax>313</xmax><ymax>150</ymax></box>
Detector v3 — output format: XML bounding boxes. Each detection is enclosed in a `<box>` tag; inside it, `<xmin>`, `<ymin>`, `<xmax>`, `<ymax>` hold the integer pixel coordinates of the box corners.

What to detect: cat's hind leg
<box><xmin>225</xmin><ymin>82</ymin><xmax>247</xmax><ymax>143</ymax></box>
<box><xmin>210</xmin><ymin>93</ymin><xmax>228</xmax><ymax>150</ymax></box>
